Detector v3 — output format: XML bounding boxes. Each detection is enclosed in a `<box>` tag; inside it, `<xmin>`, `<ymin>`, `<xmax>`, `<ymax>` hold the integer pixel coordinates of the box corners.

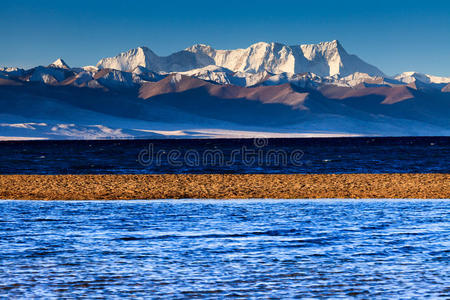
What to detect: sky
<box><xmin>1</xmin><ymin>0</ymin><xmax>449</xmax><ymax>76</ymax></box>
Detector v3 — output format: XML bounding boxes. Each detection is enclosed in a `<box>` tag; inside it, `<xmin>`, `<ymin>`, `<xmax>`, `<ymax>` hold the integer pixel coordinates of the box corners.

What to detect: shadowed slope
<box><xmin>0</xmin><ymin>74</ymin><xmax>449</xmax><ymax>138</ymax></box>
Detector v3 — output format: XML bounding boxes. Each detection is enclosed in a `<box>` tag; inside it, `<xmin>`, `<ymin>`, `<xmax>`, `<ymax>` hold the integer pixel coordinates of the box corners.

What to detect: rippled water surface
<box><xmin>0</xmin><ymin>200</ymin><xmax>449</xmax><ymax>298</ymax></box>
<box><xmin>0</xmin><ymin>137</ymin><xmax>449</xmax><ymax>174</ymax></box>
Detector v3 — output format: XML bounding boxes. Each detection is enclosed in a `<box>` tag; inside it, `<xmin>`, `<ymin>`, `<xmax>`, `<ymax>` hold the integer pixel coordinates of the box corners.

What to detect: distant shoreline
<box><xmin>0</xmin><ymin>174</ymin><xmax>448</xmax><ymax>200</ymax></box>
<box><xmin>0</xmin><ymin>135</ymin><xmax>449</xmax><ymax>142</ymax></box>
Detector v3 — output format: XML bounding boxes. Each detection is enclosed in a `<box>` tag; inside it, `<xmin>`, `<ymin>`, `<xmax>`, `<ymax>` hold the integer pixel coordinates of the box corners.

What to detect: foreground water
<box><xmin>0</xmin><ymin>137</ymin><xmax>449</xmax><ymax>174</ymax></box>
<box><xmin>0</xmin><ymin>200</ymin><xmax>448</xmax><ymax>298</ymax></box>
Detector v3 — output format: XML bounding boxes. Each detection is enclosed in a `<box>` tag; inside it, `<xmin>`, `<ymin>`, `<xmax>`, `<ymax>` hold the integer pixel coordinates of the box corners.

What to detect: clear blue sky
<box><xmin>1</xmin><ymin>0</ymin><xmax>449</xmax><ymax>76</ymax></box>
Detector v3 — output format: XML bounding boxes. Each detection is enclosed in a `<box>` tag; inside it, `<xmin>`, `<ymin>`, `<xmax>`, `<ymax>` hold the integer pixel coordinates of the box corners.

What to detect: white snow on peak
<box><xmin>339</xmin><ymin>72</ymin><xmax>385</xmax><ymax>87</ymax></box>
<box><xmin>395</xmin><ymin>71</ymin><xmax>450</xmax><ymax>84</ymax></box>
<box><xmin>176</xmin><ymin>65</ymin><xmax>235</xmax><ymax>85</ymax></box>
<box><xmin>426</xmin><ymin>74</ymin><xmax>450</xmax><ymax>84</ymax></box>
<box><xmin>175</xmin><ymin>65</ymin><xmax>271</xmax><ymax>86</ymax></box>
<box><xmin>0</xmin><ymin>67</ymin><xmax>23</xmax><ymax>73</ymax></box>
<box><xmin>185</xmin><ymin>44</ymin><xmax>214</xmax><ymax>52</ymax></box>
<box><xmin>28</xmin><ymin>66</ymin><xmax>68</xmax><ymax>84</ymax></box>
<box><xmin>260</xmin><ymin>71</ymin><xmax>391</xmax><ymax>88</ymax></box>
<box><xmin>194</xmin><ymin>42</ymin><xmax>296</xmax><ymax>74</ymax></box>
<box><xmin>0</xmin><ymin>67</ymin><xmax>25</xmax><ymax>77</ymax></box>
<box><xmin>82</xmin><ymin>66</ymin><xmax>99</xmax><ymax>73</ymax></box>
<box><xmin>262</xmin><ymin>72</ymin><xmax>323</xmax><ymax>88</ymax></box>
<box><xmin>299</xmin><ymin>40</ymin><xmax>384</xmax><ymax>77</ymax></box>
<box><xmin>96</xmin><ymin>46</ymin><xmax>158</xmax><ymax>72</ymax></box>
<box><xmin>96</xmin><ymin>40</ymin><xmax>385</xmax><ymax>77</ymax></box>
<box><xmin>48</xmin><ymin>58</ymin><xmax>70</xmax><ymax>69</ymax></box>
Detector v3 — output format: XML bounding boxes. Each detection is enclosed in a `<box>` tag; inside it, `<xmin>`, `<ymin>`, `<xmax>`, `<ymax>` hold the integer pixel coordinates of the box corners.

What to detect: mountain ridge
<box><xmin>96</xmin><ymin>40</ymin><xmax>385</xmax><ymax>77</ymax></box>
<box><xmin>0</xmin><ymin>40</ymin><xmax>449</xmax><ymax>139</ymax></box>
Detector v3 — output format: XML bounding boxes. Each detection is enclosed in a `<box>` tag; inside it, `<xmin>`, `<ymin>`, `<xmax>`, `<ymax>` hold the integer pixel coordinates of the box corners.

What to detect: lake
<box><xmin>0</xmin><ymin>199</ymin><xmax>448</xmax><ymax>298</ymax></box>
<box><xmin>0</xmin><ymin>136</ymin><xmax>449</xmax><ymax>174</ymax></box>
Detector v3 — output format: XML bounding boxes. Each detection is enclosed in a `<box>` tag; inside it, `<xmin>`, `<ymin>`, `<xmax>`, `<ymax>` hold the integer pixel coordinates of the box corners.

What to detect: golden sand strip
<box><xmin>0</xmin><ymin>174</ymin><xmax>448</xmax><ymax>200</ymax></box>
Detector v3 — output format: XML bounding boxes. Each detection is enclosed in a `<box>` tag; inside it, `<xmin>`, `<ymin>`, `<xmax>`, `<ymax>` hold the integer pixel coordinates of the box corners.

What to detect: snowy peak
<box><xmin>395</xmin><ymin>72</ymin><xmax>450</xmax><ymax>85</ymax></box>
<box><xmin>185</xmin><ymin>44</ymin><xmax>214</xmax><ymax>53</ymax></box>
<box><xmin>96</xmin><ymin>40</ymin><xmax>384</xmax><ymax>77</ymax></box>
<box><xmin>299</xmin><ymin>40</ymin><xmax>384</xmax><ymax>77</ymax></box>
<box><xmin>5</xmin><ymin>40</ymin><xmax>447</xmax><ymax>92</ymax></box>
<box><xmin>189</xmin><ymin>40</ymin><xmax>384</xmax><ymax>77</ymax></box>
<box><xmin>48</xmin><ymin>58</ymin><xmax>70</xmax><ymax>69</ymax></box>
<box><xmin>96</xmin><ymin>46</ymin><xmax>156</xmax><ymax>72</ymax></box>
<box><xmin>300</xmin><ymin>39</ymin><xmax>344</xmax><ymax>61</ymax></box>
<box><xmin>97</xmin><ymin>46</ymin><xmax>211</xmax><ymax>73</ymax></box>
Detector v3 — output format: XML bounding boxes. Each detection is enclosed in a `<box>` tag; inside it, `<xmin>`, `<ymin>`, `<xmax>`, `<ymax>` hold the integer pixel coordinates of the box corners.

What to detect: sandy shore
<box><xmin>0</xmin><ymin>174</ymin><xmax>448</xmax><ymax>200</ymax></box>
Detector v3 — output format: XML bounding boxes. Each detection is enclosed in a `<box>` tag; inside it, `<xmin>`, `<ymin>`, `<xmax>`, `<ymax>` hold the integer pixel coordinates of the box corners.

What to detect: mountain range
<box><xmin>1</xmin><ymin>40</ymin><xmax>449</xmax><ymax>139</ymax></box>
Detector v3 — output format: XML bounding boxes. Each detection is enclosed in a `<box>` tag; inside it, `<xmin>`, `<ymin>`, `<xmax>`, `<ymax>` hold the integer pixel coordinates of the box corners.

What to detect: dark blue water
<box><xmin>0</xmin><ymin>200</ymin><xmax>448</xmax><ymax>298</ymax></box>
<box><xmin>0</xmin><ymin>136</ymin><xmax>449</xmax><ymax>174</ymax></box>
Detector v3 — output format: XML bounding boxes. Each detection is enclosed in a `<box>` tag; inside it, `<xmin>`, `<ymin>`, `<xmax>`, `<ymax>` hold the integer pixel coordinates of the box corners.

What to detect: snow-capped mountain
<box><xmin>395</xmin><ymin>71</ymin><xmax>450</xmax><ymax>84</ymax></box>
<box><xmin>1</xmin><ymin>40</ymin><xmax>449</xmax><ymax>139</ymax></box>
<box><xmin>26</xmin><ymin>66</ymin><xmax>74</xmax><ymax>84</ymax></box>
<box><xmin>48</xmin><ymin>58</ymin><xmax>70</xmax><ymax>69</ymax></box>
<box><xmin>97</xmin><ymin>40</ymin><xmax>384</xmax><ymax>77</ymax></box>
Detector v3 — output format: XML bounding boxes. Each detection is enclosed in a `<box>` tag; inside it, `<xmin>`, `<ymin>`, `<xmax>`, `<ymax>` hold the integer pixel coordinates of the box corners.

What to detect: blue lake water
<box><xmin>0</xmin><ymin>136</ymin><xmax>449</xmax><ymax>174</ymax></box>
<box><xmin>0</xmin><ymin>199</ymin><xmax>449</xmax><ymax>298</ymax></box>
